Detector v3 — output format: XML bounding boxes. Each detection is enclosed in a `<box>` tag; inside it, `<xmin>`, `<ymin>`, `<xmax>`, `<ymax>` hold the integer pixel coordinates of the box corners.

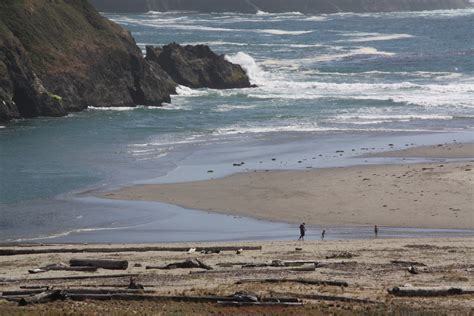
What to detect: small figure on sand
<box><xmin>321</xmin><ymin>229</ymin><xmax>326</xmax><ymax>241</ymax></box>
<box><xmin>298</xmin><ymin>223</ymin><xmax>306</xmax><ymax>241</ymax></box>
<box><xmin>374</xmin><ymin>225</ymin><xmax>378</xmax><ymax>238</ymax></box>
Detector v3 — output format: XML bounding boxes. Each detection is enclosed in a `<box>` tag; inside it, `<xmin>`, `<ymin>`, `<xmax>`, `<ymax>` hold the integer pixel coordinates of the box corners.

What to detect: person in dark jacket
<box><xmin>298</xmin><ymin>223</ymin><xmax>306</xmax><ymax>241</ymax></box>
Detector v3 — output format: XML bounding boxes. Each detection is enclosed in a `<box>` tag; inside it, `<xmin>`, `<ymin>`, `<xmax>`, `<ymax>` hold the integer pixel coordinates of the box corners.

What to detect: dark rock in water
<box><xmin>0</xmin><ymin>0</ymin><xmax>176</xmax><ymax>122</ymax></box>
<box><xmin>91</xmin><ymin>0</ymin><xmax>472</xmax><ymax>14</ymax></box>
<box><xmin>146</xmin><ymin>43</ymin><xmax>252</xmax><ymax>89</ymax></box>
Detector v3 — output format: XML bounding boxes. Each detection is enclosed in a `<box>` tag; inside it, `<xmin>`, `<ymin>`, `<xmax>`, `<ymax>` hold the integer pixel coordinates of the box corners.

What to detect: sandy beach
<box><xmin>100</xmin><ymin>143</ymin><xmax>474</xmax><ymax>229</ymax></box>
<box><xmin>0</xmin><ymin>238</ymin><xmax>472</xmax><ymax>314</ymax></box>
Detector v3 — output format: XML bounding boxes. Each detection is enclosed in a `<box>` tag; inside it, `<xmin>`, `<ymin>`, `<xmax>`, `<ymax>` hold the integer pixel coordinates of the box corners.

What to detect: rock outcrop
<box><xmin>0</xmin><ymin>0</ymin><xmax>176</xmax><ymax>122</ymax></box>
<box><xmin>91</xmin><ymin>0</ymin><xmax>472</xmax><ymax>13</ymax></box>
<box><xmin>146</xmin><ymin>44</ymin><xmax>251</xmax><ymax>89</ymax></box>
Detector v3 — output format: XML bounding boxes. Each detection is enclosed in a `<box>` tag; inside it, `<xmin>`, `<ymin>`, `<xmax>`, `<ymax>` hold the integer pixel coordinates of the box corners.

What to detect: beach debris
<box><xmin>201</xmin><ymin>249</ymin><xmax>221</xmax><ymax>254</ymax></box>
<box><xmin>295</xmin><ymin>247</ymin><xmax>303</xmax><ymax>251</ymax></box>
<box><xmin>390</xmin><ymin>260</ymin><xmax>426</xmax><ymax>266</ymax></box>
<box><xmin>187</xmin><ymin>248</ymin><xmax>196</xmax><ymax>254</ymax></box>
<box><xmin>128</xmin><ymin>277</ymin><xmax>145</xmax><ymax>290</ymax></box>
<box><xmin>388</xmin><ymin>285</ymin><xmax>474</xmax><ymax>297</ymax></box>
<box><xmin>207</xmin><ymin>170</ymin><xmax>214</xmax><ymax>173</ymax></box>
<box><xmin>236</xmin><ymin>278</ymin><xmax>348</xmax><ymax>287</ymax></box>
<box><xmin>134</xmin><ymin>263</ymin><xmax>142</xmax><ymax>267</ymax></box>
<box><xmin>0</xmin><ymin>245</ymin><xmax>262</xmax><ymax>256</ymax></box>
<box><xmin>28</xmin><ymin>263</ymin><xmax>97</xmax><ymax>274</ymax></box>
<box><xmin>275</xmin><ymin>292</ymin><xmax>377</xmax><ymax>304</ymax></box>
<box><xmin>236</xmin><ymin>248</ymin><xmax>243</xmax><ymax>255</ymax></box>
<box><xmin>407</xmin><ymin>265</ymin><xmax>418</xmax><ymax>275</ymax></box>
<box><xmin>326</xmin><ymin>251</ymin><xmax>356</xmax><ymax>259</ymax></box>
<box><xmin>5</xmin><ymin>273</ymin><xmax>140</xmax><ymax>283</ymax></box>
<box><xmin>18</xmin><ymin>290</ymin><xmax>66</xmax><ymax>306</ymax></box>
<box><xmin>147</xmin><ymin>258</ymin><xmax>213</xmax><ymax>270</ymax></box>
<box><xmin>70</xmin><ymin>259</ymin><xmax>128</xmax><ymax>270</ymax></box>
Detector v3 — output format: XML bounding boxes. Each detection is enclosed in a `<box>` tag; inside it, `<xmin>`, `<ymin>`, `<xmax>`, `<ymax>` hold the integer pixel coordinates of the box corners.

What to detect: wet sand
<box><xmin>100</xmin><ymin>143</ymin><xmax>474</xmax><ymax>229</ymax></box>
<box><xmin>0</xmin><ymin>238</ymin><xmax>472</xmax><ymax>314</ymax></box>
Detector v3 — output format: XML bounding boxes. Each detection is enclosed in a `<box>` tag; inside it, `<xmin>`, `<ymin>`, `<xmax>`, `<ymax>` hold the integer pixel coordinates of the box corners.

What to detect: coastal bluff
<box><xmin>91</xmin><ymin>0</ymin><xmax>472</xmax><ymax>13</ymax></box>
<box><xmin>0</xmin><ymin>0</ymin><xmax>251</xmax><ymax>122</ymax></box>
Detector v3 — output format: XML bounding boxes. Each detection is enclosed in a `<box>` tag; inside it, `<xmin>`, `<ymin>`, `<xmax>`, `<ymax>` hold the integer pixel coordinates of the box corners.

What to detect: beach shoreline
<box><xmin>99</xmin><ymin>143</ymin><xmax>474</xmax><ymax>230</ymax></box>
<box><xmin>0</xmin><ymin>237</ymin><xmax>472</xmax><ymax>314</ymax></box>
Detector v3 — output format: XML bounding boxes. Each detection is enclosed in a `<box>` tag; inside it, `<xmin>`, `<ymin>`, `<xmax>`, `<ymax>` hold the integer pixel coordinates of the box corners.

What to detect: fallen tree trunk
<box><xmin>70</xmin><ymin>259</ymin><xmax>128</xmax><ymax>270</ymax></box>
<box><xmin>18</xmin><ymin>290</ymin><xmax>66</xmax><ymax>306</ymax></box>
<box><xmin>388</xmin><ymin>286</ymin><xmax>474</xmax><ymax>297</ymax></box>
<box><xmin>274</xmin><ymin>292</ymin><xmax>378</xmax><ymax>304</ymax></box>
<box><xmin>10</xmin><ymin>273</ymin><xmax>139</xmax><ymax>282</ymax></box>
<box><xmin>65</xmin><ymin>293</ymin><xmax>300</xmax><ymax>303</ymax></box>
<box><xmin>390</xmin><ymin>260</ymin><xmax>426</xmax><ymax>266</ymax></box>
<box><xmin>217</xmin><ymin>301</ymin><xmax>304</xmax><ymax>306</ymax></box>
<box><xmin>0</xmin><ymin>246</ymin><xmax>262</xmax><ymax>256</ymax></box>
<box><xmin>236</xmin><ymin>278</ymin><xmax>348</xmax><ymax>287</ymax></box>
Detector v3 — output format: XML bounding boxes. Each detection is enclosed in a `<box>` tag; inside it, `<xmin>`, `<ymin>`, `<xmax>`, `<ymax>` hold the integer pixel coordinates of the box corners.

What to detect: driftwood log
<box><xmin>388</xmin><ymin>286</ymin><xmax>474</xmax><ymax>297</ymax></box>
<box><xmin>146</xmin><ymin>258</ymin><xmax>212</xmax><ymax>270</ymax></box>
<box><xmin>70</xmin><ymin>259</ymin><xmax>128</xmax><ymax>270</ymax></box>
<box><xmin>217</xmin><ymin>301</ymin><xmax>304</xmax><ymax>306</ymax></box>
<box><xmin>4</xmin><ymin>273</ymin><xmax>139</xmax><ymax>283</ymax></box>
<box><xmin>17</xmin><ymin>290</ymin><xmax>66</xmax><ymax>305</ymax></box>
<box><xmin>236</xmin><ymin>278</ymin><xmax>348</xmax><ymax>287</ymax></box>
<box><xmin>0</xmin><ymin>246</ymin><xmax>262</xmax><ymax>256</ymax></box>
<box><xmin>390</xmin><ymin>260</ymin><xmax>427</xmax><ymax>266</ymax></box>
<box><xmin>274</xmin><ymin>292</ymin><xmax>378</xmax><ymax>304</ymax></box>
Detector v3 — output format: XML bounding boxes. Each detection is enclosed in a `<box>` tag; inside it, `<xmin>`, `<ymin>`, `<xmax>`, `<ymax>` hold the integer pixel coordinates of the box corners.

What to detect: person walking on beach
<box><xmin>321</xmin><ymin>229</ymin><xmax>326</xmax><ymax>241</ymax></box>
<box><xmin>298</xmin><ymin>223</ymin><xmax>306</xmax><ymax>241</ymax></box>
<box><xmin>374</xmin><ymin>225</ymin><xmax>378</xmax><ymax>238</ymax></box>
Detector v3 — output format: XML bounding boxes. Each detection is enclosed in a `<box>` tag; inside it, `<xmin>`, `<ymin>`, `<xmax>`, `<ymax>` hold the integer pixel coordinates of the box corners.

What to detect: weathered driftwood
<box><xmin>217</xmin><ymin>301</ymin><xmax>304</xmax><ymax>306</ymax></box>
<box><xmin>288</xmin><ymin>263</ymin><xmax>316</xmax><ymax>272</ymax></box>
<box><xmin>219</xmin><ymin>260</ymin><xmax>318</xmax><ymax>268</ymax></box>
<box><xmin>390</xmin><ymin>260</ymin><xmax>426</xmax><ymax>266</ymax></box>
<box><xmin>29</xmin><ymin>264</ymin><xmax>97</xmax><ymax>274</ymax></box>
<box><xmin>388</xmin><ymin>286</ymin><xmax>474</xmax><ymax>297</ymax></box>
<box><xmin>146</xmin><ymin>258</ymin><xmax>212</xmax><ymax>270</ymax></box>
<box><xmin>70</xmin><ymin>259</ymin><xmax>128</xmax><ymax>270</ymax></box>
<box><xmin>64</xmin><ymin>293</ymin><xmax>300</xmax><ymax>303</ymax></box>
<box><xmin>275</xmin><ymin>292</ymin><xmax>377</xmax><ymax>304</ymax></box>
<box><xmin>0</xmin><ymin>246</ymin><xmax>262</xmax><ymax>256</ymax></box>
<box><xmin>2</xmin><ymin>289</ymin><xmax>47</xmax><ymax>296</ymax></box>
<box><xmin>326</xmin><ymin>252</ymin><xmax>355</xmax><ymax>259</ymax></box>
<box><xmin>10</xmin><ymin>273</ymin><xmax>139</xmax><ymax>282</ymax></box>
<box><xmin>18</xmin><ymin>290</ymin><xmax>66</xmax><ymax>305</ymax></box>
<box><xmin>236</xmin><ymin>278</ymin><xmax>348</xmax><ymax>287</ymax></box>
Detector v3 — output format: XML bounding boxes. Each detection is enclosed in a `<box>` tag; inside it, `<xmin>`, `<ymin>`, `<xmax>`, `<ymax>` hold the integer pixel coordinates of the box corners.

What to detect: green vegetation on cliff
<box><xmin>0</xmin><ymin>0</ymin><xmax>176</xmax><ymax>121</ymax></box>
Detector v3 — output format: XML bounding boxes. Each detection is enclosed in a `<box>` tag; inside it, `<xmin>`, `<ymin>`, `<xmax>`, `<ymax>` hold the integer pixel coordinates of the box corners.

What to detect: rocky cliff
<box><xmin>90</xmin><ymin>0</ymin><xmax>472</xmax><ymax>13</ymax></box>
<box><xmin>146</xmin><ymin>44</ymin><xmax>251</xmax><ymax>89</ymax></box>
<box><xmin>0</xmin><ymin>0</ymin><xmax>176</xmax><ymax>122</ymax></box>
<box><xmin>0</xmin><ymin>0</ymin><xmax>252</xmax><ymax>122</ymax></box>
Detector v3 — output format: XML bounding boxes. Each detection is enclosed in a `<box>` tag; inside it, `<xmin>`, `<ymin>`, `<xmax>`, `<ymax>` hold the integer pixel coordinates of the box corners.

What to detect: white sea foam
<box><xmin>338</xmin><ymin>32</ymin><xmax>414</xmax><ymax>42</ymax></box>
<box><xmin>257</xmin><ymin>29</ymin><xmax>312</xmax><ymax>35</ymax></box>
<box><xmin>213</xmin><ymin>104</ymin><xmax>257</xmax><ymax>112</ymax></box>
<box><xmin>12</xmin><ymin>225</ymin><xmax>134</xmax><ymax>242</ymax></box>
<box><xmin>87</xmin><ymin>106</ymin><xmax>137</xmax><ymax>111</ymax></box>
<box><xmin>175</xmin><ymin>85</ymin><xmax>207</xmax><ymax>96</ymax></box>
<box><xmin>225</xmin><ymin>52</ymin><xmax>267</xmax><ymax>85</ymax></box>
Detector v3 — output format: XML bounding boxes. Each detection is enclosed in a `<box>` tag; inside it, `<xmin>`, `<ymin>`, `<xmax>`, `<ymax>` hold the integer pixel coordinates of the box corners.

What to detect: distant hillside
<box><xmin>91</xmin><ymin>0</ymin><xmax>472</xmax><ymax>13</ymax></box>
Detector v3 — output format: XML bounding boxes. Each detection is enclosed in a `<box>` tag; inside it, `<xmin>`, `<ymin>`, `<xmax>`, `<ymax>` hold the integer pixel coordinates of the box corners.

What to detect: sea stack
<box><xmin>146</xmin><ymin>44</ymin><xmax>252</xmax><ymax>89</ymax></box>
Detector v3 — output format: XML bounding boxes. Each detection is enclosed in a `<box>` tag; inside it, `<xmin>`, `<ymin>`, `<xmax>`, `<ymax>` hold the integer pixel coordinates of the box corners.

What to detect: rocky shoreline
<box><xmin>0</xmin><ymin>0</ymin><xmax>252</xmax><ymax>123</ymax></box>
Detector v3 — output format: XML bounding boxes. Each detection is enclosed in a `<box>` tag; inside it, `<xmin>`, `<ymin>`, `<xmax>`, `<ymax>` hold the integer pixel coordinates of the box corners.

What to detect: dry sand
<box><xmin>0</xmin><ymin>238</ymin><xmax>472</xmax><ymax>314</ymax></box>
<box><xmin>101</xmin><ymin>143</ymin><xmax>474</xmax><ymax>229</ymax></box>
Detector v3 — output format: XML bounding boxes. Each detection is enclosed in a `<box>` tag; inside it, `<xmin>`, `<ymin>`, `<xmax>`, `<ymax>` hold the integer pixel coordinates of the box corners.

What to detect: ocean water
<box><xmin>0</xmin><ymin>9</ymin><xmax>473</xmax><ymax>242</ymax></box>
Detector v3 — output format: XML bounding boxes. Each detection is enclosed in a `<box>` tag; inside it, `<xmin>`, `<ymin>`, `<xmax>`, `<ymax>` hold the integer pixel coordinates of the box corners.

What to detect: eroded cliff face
<box><xmin>91</xmin><ymin>0</ymin><xmax>472</xmax><ymax>13</ymax></box>
<box><xmin>0</xmin><ymin>0</ymin><xmax>176</xmax><ymax>122</ymax></box>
